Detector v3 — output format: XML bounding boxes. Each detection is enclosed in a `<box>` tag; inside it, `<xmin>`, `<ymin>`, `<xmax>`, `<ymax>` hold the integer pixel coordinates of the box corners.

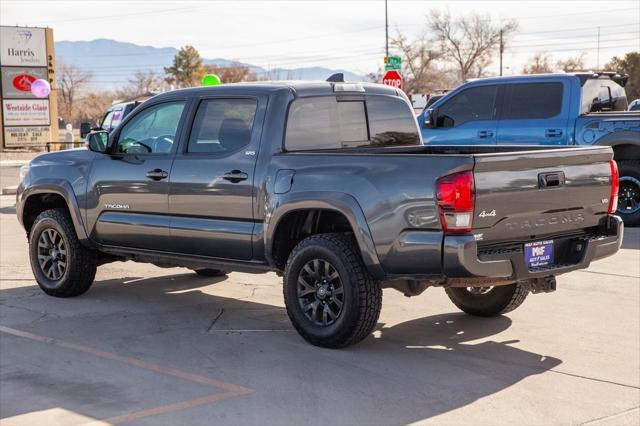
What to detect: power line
<box><xmin>30</xmin><ymin>4</ymin><xmax>215</xmax><ymax>25</ymax></box>
<box><xmin>508</xmin><ymin>35</ymin><xmax>639</xmax><ymax>49</ymax></box>
<box><xmin>55</xmin><ymin>25</ymin><xmax>384</xmax><ymax>58</ymax></box>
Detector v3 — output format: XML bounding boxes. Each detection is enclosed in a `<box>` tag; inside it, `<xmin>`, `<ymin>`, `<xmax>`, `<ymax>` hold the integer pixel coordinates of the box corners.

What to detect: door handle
<box><xmin>545</xmin><ymin>129</ymin><xmax>563</xmax><ymax>138</ymax></box>
<box><xmin>477</xmin><ymin>130</ymin><xmax>494</xmax><ymax>138</ymax></box>
<box><xmin>145</xmin><ymin>169</ymin><xmax>169</xmax><ymax>180</ymax></box>
<box><xmin>222</xmin><ymin>170</ymin><xmax>249</xmax><ymax>183</ymax></box>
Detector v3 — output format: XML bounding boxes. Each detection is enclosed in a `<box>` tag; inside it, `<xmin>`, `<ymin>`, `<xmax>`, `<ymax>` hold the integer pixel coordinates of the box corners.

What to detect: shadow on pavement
<box><xmin>621</xmin><ymin>227</ymin><xmax>639</xmax><ymax>250</ymax></box>
<box><xmin>0</xmin><ymin>204</ymin><xmax>16</xmax><ymax>215</ymax></box>
<box><xmin>0</xmin><ymin>272</ymin><xmax>563</xmax><ymax>425</ymax></box>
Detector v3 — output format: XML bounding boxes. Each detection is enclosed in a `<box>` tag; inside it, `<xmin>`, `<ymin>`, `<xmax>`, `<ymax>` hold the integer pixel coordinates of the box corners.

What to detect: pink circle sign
<box><xmin>31</xmin><ymin>79</ymin><xmax>51</xmax><ymax>98</ymax></box>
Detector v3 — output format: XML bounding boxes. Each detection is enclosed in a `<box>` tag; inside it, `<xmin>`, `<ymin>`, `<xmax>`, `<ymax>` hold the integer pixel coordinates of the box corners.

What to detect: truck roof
<box><xmin>465</xmin><ymin>72</ymin><xmax>627</xmax><ymax>87</ymax></box>
<box><xmin>153</xmin><ymin>80</ymin><xmax>400</xmax><ymax>100</ymax></box>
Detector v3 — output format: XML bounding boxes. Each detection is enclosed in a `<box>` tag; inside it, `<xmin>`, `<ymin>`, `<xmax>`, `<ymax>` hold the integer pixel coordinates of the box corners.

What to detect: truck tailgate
<box><xmin>472</xmin><ymin>146</ymin><xmax>614</xmax><ymax>241</ymax></box>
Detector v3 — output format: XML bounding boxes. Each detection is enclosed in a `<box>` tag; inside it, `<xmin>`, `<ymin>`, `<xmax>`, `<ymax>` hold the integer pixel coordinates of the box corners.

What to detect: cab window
<box><xmin>187</xmin><ymin>99</ymin><xmax>257</xmax><ymax>154</ymax></box>
<box><xmin>437</xmin><ymin>85</ymin><xmax>498</xmax><ymax>128</ymax></box>
<box><xmin>116</xmin><ymin>101</ymin><xmax>186</xmax><ymax>154</ymax></box>
<box><xmin>502</xmin><ymin>83</ymin><xmax>563</xmax><ymax>120</ymax></box>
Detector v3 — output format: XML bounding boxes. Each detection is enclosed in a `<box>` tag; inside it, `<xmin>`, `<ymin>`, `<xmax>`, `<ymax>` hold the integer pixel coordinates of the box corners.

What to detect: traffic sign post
<box><xmin>384</xmin><ymin>56</ymin><xmax>401</xmax><ymax>71</ymax></box>
<box><xmin>382</xmin><ymin>69</ymin><xmax>403</xmax><ymax>91</ymax></box>
<box><xmin>384</xmin><ymin>56</ymin><xmax>402</xmax><ymax>67</ymax></box>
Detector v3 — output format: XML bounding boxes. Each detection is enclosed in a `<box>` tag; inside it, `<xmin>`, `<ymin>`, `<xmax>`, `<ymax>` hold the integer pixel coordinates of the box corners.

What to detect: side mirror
<box><xmin>423</xmin><ymin>108</ymin><xmax>438</xmax><ymax>129</ymax></box>
<box><xmin>79</xmin><ymin>122</ymin><xmax>92</xmax><ymax>138</ymax></box>
<box><xmin>85</xmin><ymin>130</ymin><xmax>109</xmax><ymax>153</ymax></box>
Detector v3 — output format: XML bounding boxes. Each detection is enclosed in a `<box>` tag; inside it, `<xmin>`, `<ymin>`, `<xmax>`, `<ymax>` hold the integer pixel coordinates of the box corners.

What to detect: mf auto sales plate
<box><xmin>524</xmin><ymin>240</ymin><xmax>554</xmax><ymax>268</ymax></box>
<box><xmin>1</xmin><ymin>67</ymin><xmax>48</xmax><ymax>98</ymax></box>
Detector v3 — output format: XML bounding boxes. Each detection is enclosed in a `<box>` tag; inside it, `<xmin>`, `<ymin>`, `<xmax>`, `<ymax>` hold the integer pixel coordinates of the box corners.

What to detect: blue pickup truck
<box><xmin>417</xmin><ymin>73</ymin><xmax>640</xmax><ymax>225</ymax></box>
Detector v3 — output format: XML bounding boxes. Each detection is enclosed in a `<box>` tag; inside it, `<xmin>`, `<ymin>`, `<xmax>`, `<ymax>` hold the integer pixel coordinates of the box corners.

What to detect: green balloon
<box><xmin>202</xmin><ymin>74</ymin><xmax>221</xmax><ymax>86</ymax></box>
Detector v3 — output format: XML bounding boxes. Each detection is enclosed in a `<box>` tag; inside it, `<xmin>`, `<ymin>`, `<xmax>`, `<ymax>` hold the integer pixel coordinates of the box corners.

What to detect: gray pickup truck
<box><xmin>17</xmin><ymin>81</ymin><xmax>623</xmax><ymax>348</ymax></box>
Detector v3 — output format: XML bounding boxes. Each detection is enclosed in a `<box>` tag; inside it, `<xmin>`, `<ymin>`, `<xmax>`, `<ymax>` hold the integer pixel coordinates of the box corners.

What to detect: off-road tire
<box><xmin>445</xmin><ymin>283</ymin><xmax>528</xmax><ymax>317</ymax></box>
<box><xmin>193</xmin><ymin>268</ymin><xmax>229</xmax><ymax>277</ymax></box>
<box><xmin>29</xmin><ymin>208</ymin><xmax>97</xmax><ymax>297</ymax></box>
<box><xmin>283</xmin><ymin>233</ymin><xmax>382</xmax><ymax>348</ymax></box>
<box><xmin>617</xmin><ymin>160</ymin><xmax>640</xmax><ymax>227</ymax></box>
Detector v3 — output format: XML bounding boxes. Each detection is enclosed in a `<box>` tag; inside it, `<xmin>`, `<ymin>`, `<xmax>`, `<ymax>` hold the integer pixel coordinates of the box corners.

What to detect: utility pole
<box><xmin>499</xmin><ymin>28</ymin><xmax>504</xmax><ymax>76</ymax></box>
<box><xmin>385</xmin><ymin>0</ymin><xmax>389</xmax><ymax>57</ymax></box>
<box><xmin>596</xmin><ymin>26</ymin><xmax>601</xmax><ymax>71</ymax></box>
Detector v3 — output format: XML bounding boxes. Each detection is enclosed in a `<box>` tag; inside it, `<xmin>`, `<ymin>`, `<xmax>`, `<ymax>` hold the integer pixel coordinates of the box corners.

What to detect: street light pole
<box><xmin>596</xmin><ymin>26</ymin><xmax>601</xmax><ymax>71</ymax></box>
<box><xmin>385</xmin><ymin>0</ymin><xmax>389</xmax><ymax>58</ymax></box>
<box><xmin>499</xmin><ymin>28</ymin><xmax>504</xmax><ymax>76</ymax></box>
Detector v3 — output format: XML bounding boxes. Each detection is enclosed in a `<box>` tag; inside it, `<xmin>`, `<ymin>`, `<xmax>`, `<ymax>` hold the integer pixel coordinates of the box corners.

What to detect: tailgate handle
<box><xmin>539</xmin><ymin>172</ymin><xmax>565</xmax><ymax>188</ymax></box>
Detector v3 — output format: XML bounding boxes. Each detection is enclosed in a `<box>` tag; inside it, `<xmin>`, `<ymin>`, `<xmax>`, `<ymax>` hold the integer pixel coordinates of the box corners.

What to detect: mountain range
<box><xmin>54</xmin><ymin>39</ymin><xmax>367</xmax><ymax>88</ymax></box>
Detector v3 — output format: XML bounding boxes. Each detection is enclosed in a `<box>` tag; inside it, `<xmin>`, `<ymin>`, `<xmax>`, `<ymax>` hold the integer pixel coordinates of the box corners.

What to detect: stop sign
<box><xmin>382</xmin><ymin>69</ymin><xmax>403</xmax><ymax>90</ymax></box>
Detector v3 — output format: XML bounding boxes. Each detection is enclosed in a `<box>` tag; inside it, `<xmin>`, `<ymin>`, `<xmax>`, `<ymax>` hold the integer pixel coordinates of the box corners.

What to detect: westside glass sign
<box><xmin>2</xmin><ymin>99</ymin><xmax>50</xmax><ymax>126</ymax></box>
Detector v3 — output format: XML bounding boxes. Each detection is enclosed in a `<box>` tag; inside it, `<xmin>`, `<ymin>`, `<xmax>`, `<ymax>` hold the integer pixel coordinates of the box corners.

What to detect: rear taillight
<box><xmin>436</xmin><ymin>171</ymin><xmax>475</xmax><ymax>233</ymax></box>
<box><xmin>609</xmin><ymin>159</ymin><xmax>619</xmax><ymax>214</ymax></box>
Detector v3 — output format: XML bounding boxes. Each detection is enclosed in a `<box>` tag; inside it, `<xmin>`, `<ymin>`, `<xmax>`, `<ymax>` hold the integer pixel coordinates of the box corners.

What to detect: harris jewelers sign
<box><xmin>0</xmin><ymin>27</ymin><xmax>47</xmax><ymax>67</ymax></box>
<box><xmin>1</xmin><ymin>26</ymin><xmax>58</xmax><ymax>149</ymax></box>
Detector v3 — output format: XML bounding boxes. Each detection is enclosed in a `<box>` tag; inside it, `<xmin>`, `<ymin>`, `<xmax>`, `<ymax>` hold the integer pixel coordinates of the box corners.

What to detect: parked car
<box><xmin>80</xmin><ymin>95</ymin><xmax>153</xmax><ymax>138</ymax></box>
<box><xmin>424</xmin><ymin>90</ymin><xmax>450</xmax><ymax>109</ymax></box>
<box><xmin>417</xmin><ymin>73</ymin><xmax>640</xmax><ymax>226</ymax></box>
<box><xmin>629</xmin><ymin>99</ymin><xmax>640</xmax><ymax>111</ymax></box>
<box><xmin>18</xmin><ymin>81</ymin><xmax>622</xmax><ymax>348</ymax></box>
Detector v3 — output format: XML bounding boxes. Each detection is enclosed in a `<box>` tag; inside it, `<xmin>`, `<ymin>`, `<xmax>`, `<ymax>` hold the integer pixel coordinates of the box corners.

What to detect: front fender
<box><xmin>264</xmin><ymin>191</ymin><xmax>384</xmax><ymax>279</ymax></box>
<box><xmin>18</xmin><ymin>179</ymin><xmax>91</xmax><ymax>244</ymax></box>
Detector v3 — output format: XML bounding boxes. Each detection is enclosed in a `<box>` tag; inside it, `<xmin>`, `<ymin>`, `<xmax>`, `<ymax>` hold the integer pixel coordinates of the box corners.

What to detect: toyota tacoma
<box><xmin>17</xmin><ymin>80</ymin><xmax>623</xmax><ymax>348</ymax></box>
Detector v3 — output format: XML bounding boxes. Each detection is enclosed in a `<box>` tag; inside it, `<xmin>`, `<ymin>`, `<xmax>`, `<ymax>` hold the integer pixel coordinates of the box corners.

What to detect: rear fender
<box><xmin>265</xmin><ymin>191</ymin><xmax>384</xmax><ymax>279</ymax></box>
<box><xmin>593</xmin><ymin>131</ymin><xmax>640</xmax><ymax>161</ymax></box>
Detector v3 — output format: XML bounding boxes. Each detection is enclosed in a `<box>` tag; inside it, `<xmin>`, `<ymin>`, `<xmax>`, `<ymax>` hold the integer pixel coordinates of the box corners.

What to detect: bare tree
<box><xmin>128</xmin><ymin>71</ymin><xmax>162</xmax><ymax>95</ymax></box>
<box><xmin>57</xmin><ymin>62</ymin><xmax>93</xmax><ymax>124</ymax></box>
<box><xmin>522</xmin><ymin>53</ymin><xmax>553</xmax><ymax>74</ymax></box>
<box><xmin>390</xmin><ymin>33</ymin><xmax>450</xmax><ymax>94</ymax></box>
<box><xmin>429</xmin><ymin>10</ymin><xmax>517</xmax><ymax>82</ymax></box>
<box><xmin>203</xmin><ymin>62</ymin><xmax>259</xmax><ymax>83</ymax></box>
<box><xmin>75</xmin><ymin>91</ymin><xmax>116</xmax><ymax>127</ymax></box>
<box><xmin>556</xmin><ymin>53</ymin><xmax>586</xmax><ymax>72</ymax></box>
<box><xmin>115</xmin><ymin>71</ymin><xmax>162</xmax><ymax>100</ymax></box>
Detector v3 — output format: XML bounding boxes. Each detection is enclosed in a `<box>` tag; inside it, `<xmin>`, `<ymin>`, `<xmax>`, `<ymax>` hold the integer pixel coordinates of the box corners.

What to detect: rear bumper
<box><xmin>442</xmin><ymin>215</ymin><xmax>623</xmax><ymax>281</ymax></box>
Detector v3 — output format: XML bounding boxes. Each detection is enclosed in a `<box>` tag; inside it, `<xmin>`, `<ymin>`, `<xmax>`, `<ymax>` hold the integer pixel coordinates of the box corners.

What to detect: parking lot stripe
<box><xmin>0</xmin><ymin>326</ymin><xmax>254</xmax><ymax>424</ymax></box>
<box><xmin>85</xmin><ymin>392</ymin><xmax>246</xmax><ymax>425</ymax></box>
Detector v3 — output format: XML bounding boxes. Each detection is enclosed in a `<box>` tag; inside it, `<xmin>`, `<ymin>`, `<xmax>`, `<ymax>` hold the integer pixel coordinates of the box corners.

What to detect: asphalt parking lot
<box><xmin>0</xmin><ymin>188</ymin><xmax>639</xmax><ymax>425</ymax></box>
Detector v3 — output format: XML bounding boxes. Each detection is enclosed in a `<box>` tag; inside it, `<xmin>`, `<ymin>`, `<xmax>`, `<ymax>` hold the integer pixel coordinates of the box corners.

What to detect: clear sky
<box><xmin>1</xmin><ymin>0</ymin><xmax>639</xmax><ymax>78</ymax></box>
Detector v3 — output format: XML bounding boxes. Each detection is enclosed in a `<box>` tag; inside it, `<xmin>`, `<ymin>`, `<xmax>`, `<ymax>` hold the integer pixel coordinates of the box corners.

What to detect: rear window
<box><xmin>285</xmin><ymin>95</ymin><xmax>419</xmax><ymax>151</ymax></box>
<box><xmin>503</xmin><ymin>83</ymin><xmax>563</xmax><ymax>120</ymax></box>
<box><xmin>582</xmin><ymin>79</ymin><xmax>628</xmax><ymax>113</ymax></box>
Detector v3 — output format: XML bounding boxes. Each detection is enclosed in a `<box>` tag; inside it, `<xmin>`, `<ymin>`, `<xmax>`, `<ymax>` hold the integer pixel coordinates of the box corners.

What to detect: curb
<box><xmin>2</xmin><ymin>186</ymin><xmax>17</xmax><ymax>195</ymax></box>
<box><xmin>0</xmin><ymin>160</ymin><xmax>29</xmax><ymax>167</ymax></box>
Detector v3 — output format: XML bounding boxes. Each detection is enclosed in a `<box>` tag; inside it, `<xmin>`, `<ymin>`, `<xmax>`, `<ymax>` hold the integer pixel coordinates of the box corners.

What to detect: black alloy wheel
<box><xmin>297</xmin><ymin>258</ymin><xmax>345</xmax><ymax>326</ymax></box>
<box><xmin>37</xmin><ymin>228</ymin><xmax>67</xmax><ymax>281</ymax></box>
